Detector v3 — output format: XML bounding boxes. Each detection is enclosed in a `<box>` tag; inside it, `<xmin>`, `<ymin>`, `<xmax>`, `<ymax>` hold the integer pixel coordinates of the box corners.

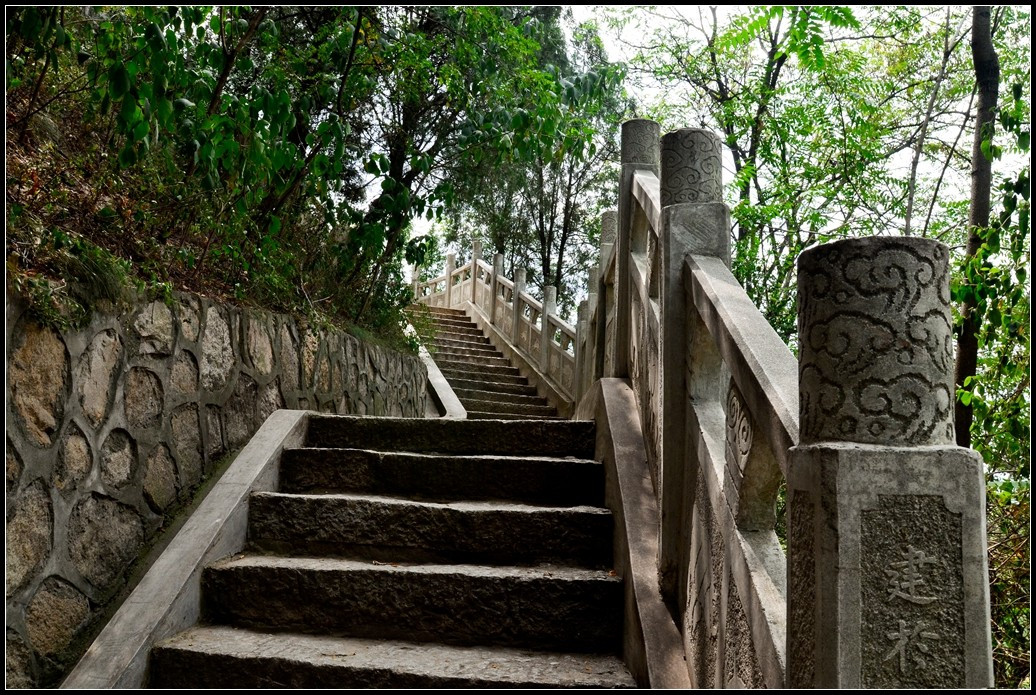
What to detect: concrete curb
<box><xmin>60</xmin><ymin>409</ymin><xmax>309</xmax><ymax>689</ymax></box>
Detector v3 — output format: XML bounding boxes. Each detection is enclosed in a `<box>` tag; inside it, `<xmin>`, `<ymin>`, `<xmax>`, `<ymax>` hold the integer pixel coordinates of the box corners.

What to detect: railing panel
<box><xmin>684</xmin><ymin>255</ymin><xmax>798</xmax><ymax>474</ymax></box>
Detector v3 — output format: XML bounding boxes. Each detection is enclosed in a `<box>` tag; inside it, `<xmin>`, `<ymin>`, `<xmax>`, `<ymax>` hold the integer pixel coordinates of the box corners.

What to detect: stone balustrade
<box><xmin>573</xmin><ymin>120</ymin><xmax>993</xmax><ymax>688</ymax></box>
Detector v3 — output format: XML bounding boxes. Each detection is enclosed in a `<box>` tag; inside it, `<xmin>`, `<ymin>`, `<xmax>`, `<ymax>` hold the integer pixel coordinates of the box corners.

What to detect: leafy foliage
<box><xmin>6</xmin><ymin>6</ymin><xmax>613</xmax><ymax>346</ymax></box>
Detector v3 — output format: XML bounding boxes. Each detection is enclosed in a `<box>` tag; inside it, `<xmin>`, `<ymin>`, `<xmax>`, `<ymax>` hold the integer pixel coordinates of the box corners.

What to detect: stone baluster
<box><xmin>575</xmin><ymin>299</ymin><xmax>589</xmax><ymax>401</ymax></box>
<box><xmin>596</xmin><ymin>210</ymin><xmax>617</xmax><ymax>381</ymax></box>
<box><xmin>490</xmin><ymin>253</ymin><xmax>503</xmax><ymax>326</ymax></box>
<box><xmin>511</xmin><ymin>268</ymin><xmax>526</xmax><ymax>347</ymax></box>
<box><xmin>470</xmin><ymin>240</ymin><xmax>482</xmax><ymax>305</ymax></box>
<box><xmin>444</xmin><ymin>253</ymin><xmax>456</xmax><ymax>309</ymax></box>
<box><xmin>657</xmin><ymin>128</ymin><xmax>730</xmax><ymax>612</ymax></box>
<box><xmin>613</xmin><ymin>119</ymin><xmax>660</xmax><ymax>378</ymax></box>
<box><xmin>787</xmin><ymin>237</ymin><xmax>992</xmax><ymax>688</ymax></box>
<box><xmin>539</xmin><ymin>286</ymin><xmax>557</xmax><ymax>373</ymax></box>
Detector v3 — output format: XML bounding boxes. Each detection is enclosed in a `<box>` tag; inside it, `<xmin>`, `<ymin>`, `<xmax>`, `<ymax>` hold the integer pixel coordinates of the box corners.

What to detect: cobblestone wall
<box><xmin>5</xmin><ymin>291</ymin><xmax>427</xmax><ymax>687</ymax></box>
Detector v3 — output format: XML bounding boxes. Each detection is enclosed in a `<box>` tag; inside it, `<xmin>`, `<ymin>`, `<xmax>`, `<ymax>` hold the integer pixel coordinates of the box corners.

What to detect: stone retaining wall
<box><xmin>5</xmin><ymin>291</ymin><xmax>427</xmax><ymax>688</ymax></box>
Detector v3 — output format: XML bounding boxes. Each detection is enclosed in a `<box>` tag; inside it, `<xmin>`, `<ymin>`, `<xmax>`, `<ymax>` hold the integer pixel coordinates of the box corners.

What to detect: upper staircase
<box><xmin>147</xmin><ymin>416</ymin><xmax>634</xmax><ymax>688</ymax></box>
<box><xmin>418</xmin><ymin>306</ymin><xmax>560</xmax><ymax>419</ymax></box>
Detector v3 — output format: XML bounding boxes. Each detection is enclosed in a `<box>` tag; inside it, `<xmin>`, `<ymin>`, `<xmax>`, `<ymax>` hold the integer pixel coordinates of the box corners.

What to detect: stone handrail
<box><xmin>414</xmin><ymin>242</ymin><xmax>578</xmax><ymax>400</ymax></box>
<box><xmin>573</xmin><ymin>119</ymin><xmax>993</xmax><ymax>688</ymax></box>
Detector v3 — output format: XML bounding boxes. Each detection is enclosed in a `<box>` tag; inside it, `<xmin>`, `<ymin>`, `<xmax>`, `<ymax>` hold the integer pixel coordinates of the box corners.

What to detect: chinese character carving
<box><xmin>886</xmin><ymin>546</ymin><xmax>938</xmax><ymax>605</ymax></box>
<box><xmin>883</xmin><ymin>619</ymin><xmax>939</xmax><ymax>673</ymax></box>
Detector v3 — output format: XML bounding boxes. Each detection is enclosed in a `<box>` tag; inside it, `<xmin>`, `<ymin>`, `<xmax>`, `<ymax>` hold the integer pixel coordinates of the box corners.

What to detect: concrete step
<box><xmin>452</xmin><ymin>388</ymin><xmax>549</xmax><ymax>407</ymax></box>
<box><xmin>458</xmin><ymin>397</ymin><xmax>557</xmax><ymax>418</ymax></box>
<box><xmin>437</xmin><ymin>362</ymin><xmax>525</xmax><ymax>383</ymax></box>
<box><xmin>444</xmin><ymin>377</ymin><xmax>540</xmax><ymax>397</ymax></box>
<box><xmin>466</xmin><ymin>411</ymin><xmax>566</xmax><ymax>421</ymax></box>
<box><xmin>150</xmin><ymin>626</ymin><xmax>636</xmax><ymax>689</ymax></box>
<box><xmin>432</xmin><ymin>351</ymin><xmax>513</xmax><ymax>368</ymax></box>
<box><xmin>279</xmin><ymin>448</ymin><xmax>605</xmax><ymax>506</ymax></box>
<box><xmin>248</xmin><ymin>492</ymin><xmax>612</xmax><ymax>567</ymax></box>
<box><xmin>305</xmin><ymin>416</ymin><xmax>595</xmax><ymax>458</ymax></box>
<box><xmin>202</xmin><ymin>555</ymin><xmax>623</xmax><ymax>652</ymax></box>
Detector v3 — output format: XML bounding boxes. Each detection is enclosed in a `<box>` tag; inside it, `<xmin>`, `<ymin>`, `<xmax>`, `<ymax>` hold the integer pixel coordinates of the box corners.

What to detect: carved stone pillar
<box><xmin>511</xmin><ymin>268</ymin><xmax>526</xmax><ymax>347</ymax></box>
<box><xmin>444</xmin><ymin>253</ymin><xmax>456</xmax><ymax>309</ymax></box>
<box><xmin>470</xmin><ymin>240</ymin><xmax>482</xmax><ymax>305</ymax></box>
<box><xmin>788</xmin><ymin>237</ymin><xmax>992</xmax><ymax>688</ymax></box>
<box><xmin>657</xmin><ymin>128</ymin><xmax>731</xmax><ymax>612</ymax></box>
<box><xmin>614</xmin><ymin>119</ymin><xmax>660</xmax><ymax>378</ymax></box>
<box><xmin>597</xmin><ymin>209</ymin><xmax>618</xmax><ymax>381</ymax></box>
<box><xmin>490</xmin><ymin>253</ymin><xmax>503</xmax><ymax>325</ymax></box>
<box><xmin>540</xmin><ymin>286</ymin><xmax>557</xmax><ymax>372</ymax></box>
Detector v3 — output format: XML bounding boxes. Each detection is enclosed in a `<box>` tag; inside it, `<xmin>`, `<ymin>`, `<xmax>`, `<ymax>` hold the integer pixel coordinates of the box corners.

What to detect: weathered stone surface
<box><xmin>257</xmin><ymin>380</ymin><xmax>284</xmax><ymax>426</ymax></box>
<box><xmin>25</xmin><ymin>577</ymin><xmax>90</xmax><ymax>656</ymax></box>
<box><xmin>74</xmin><ymin>328</ymin><xmax>121</xmax><ymax>429</ymax></box>
<box><xmin>247</xmin><ymin>316</ymin><xmax>274</xmax><ymax>375</ymax></box>
<box><xmin>133</xmin><ymin>301</ymin><xmax>175</xmax><ymax>357</ymax></box>
<box><xmin>67</xmin><ymin>494</ymin><xmax>144</xmax><ymax>590</ymax></box>
<box><xmin>100</xmin><ymin>429</ymin><xmax>137</xmax><ymax>489</ymax></box>
<box><xmin>55</xmin><ymin>424</ymin><xmax>91</xmax><ymax>493</ymax></box>
<box><xmin>316</xmin><ymin>352</ymin><xmax>332</xmax><ymax>393</ymax></box>
<box><xmin>798</xmin><ymin>237</ymin><xmax>955</xmax><ymax>446</ymax></box>
<box><xmin>171</xmin><ymin>404</ymin><xmax>202</xmax><ymax>487</ymax></box>
<box><xmin>7</xmin><ymin>438</ymin><xmax>23</xmax><ymax>495</ymax></box>
<box><xmin>224</xmin><ymin>375</ymin><xmax>258</xmax><ymax>450</ymax></box>
<box><xmin>200</xmin><ymin>308</ymin><xmax>234</xmax><ymax>392</ymax></box>
<box><xmin>203</xmin><ymin>556</ymin><xmax>622</xmax><ymax>653</ymax></box>
<box><xmin>660</xmin><ymin>129</ymin><xmax>724</xmax><ymax>206</ymax></box>
<box><xmin>6</xmin><ymin>481</ymin><xmax>53</xmax><ymax>596</ymax></box>
<box><xmin>143</xmin><ymin>444</ymin><xmax>178</xmax><ymax>512</ymax></box>
<box><xmin>206</xmin><ymin>405</ymin><xmax>225</xmax><ymax>461</ymax></box>
<box><xmin>125</xmin><ymin>367</ymin><xmax>163</xmax><ymax>430</ymax></box>
<box><xmin>279</xmin><ymin>324</ymin><xmax>299</xmax><ymax>391</ymax></box>
<box><xmin>6</xmin><ymin>630</ymin><xmax>35</xmax><ymax>688</ymax></box>
<box><xmin>302</xmin><ymin>330</ymin><xmax>320</xmax><ymax>388</ymax></box>
<box><xmin>170</xmin><ymin>350</ymin><xmax>199</xmax><ymax>395</ymax></box>
<box><xmin>176</xmin><ymin>295</ymin><xmax>201</xmax><ymax>342</ymax></box>
<box><xmin>10</xmin><ymin>322</ymin><xmax>69</xmax><ymax>446</ymax></box>
<box><xmin>249</xmin><ymin>492</ymin><xmax>612</xmax><ymax>566</ymax></box>
<box><xmin>151</xmin><ymin>626</ymin><xmax>635</xmax><ymax>689</ymax></box>
<box><xmin>620</xmin><ymin>119</ymin><xmax>660</xmax><ymax>166</ymax></box>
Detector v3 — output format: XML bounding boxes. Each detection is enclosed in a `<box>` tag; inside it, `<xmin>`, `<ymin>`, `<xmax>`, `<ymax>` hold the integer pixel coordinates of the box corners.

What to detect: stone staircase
<box><xmin>417</xmin><ymin>306</ymin><xmax>560</xmax><ymax>419</ymax></box>
<box><xmin>148</xmin><ymin>416</ymin><xmax>634</xmax><ymax>688</ymax></box>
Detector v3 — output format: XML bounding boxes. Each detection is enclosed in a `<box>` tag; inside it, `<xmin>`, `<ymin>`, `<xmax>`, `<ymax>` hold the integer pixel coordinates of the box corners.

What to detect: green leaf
<box><xmin>118</xmin><ymin>143</ymin><xmax>138</xmax><ymax>168</ymax></box>
<box><xmin>109</xmin><ymin>64</ymin><xmax>130</xmax><ymax>99</ymax></box>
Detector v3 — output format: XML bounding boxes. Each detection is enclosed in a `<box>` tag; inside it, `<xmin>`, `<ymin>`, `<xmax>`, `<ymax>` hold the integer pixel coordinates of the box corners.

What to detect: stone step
<box><xmin>279</xmin><ymin>448</ymin><xmax>605</xmax><ymax>506</ymax></box>
<box><xmin>452</xmin><ymin>388</ymin><xmax>549</xmax><ymax>407</ymax></box>
<box><xmin>458</xmin><ymin>398</ymin><xmax>557</xmax><ymax>418</ymax></box>
<box><xmin>444</xmin><ymin>377</ymin><xmax>540</xmax><ymax>397</ymax></box>
<box><xmin>201</xmin><ymin>555</ymin><xmax>623</xmax><ymax>653</ymax></box>
<box><xmin>438</xmin><ymin>363</ymin><xmax>526</xmax><ymax>384</ymax></box>
<box><xmin>426</xmin><ymin>334</ymin><xmax>493</xmax><ymax>351</ymax></box>
<box><xmin>433</xmin><ymin>351</ymin><xmax>513</xmax><ymax>368</ymax></box>
<box><xmin>428</xmin><ymin>317</ymin><xmax>482</xmax><ymax>332</ymax></box>
<box><xmin>247</xmin><ymin>492</ymin><xmax>612</xmax><ymax>567</ymax></box>
<box><xmin>305</xmin><ymin>416</ymin><xmax>595</xmax><ymax>458</ymax></box>
<box><xmin>427</xmin><ymin>342</ymin><xmax>503</xmax><ymax>359</ymax></box>
<box><xmin>418</xmin><ymin>306</ymin><xmax>467</xmax><ymax>318</ymax></box>
<box><xmin>423</xmin><ymin>334</ymin><xmax>492</xmax><ymax>351</ymax></box>
<box><xmin>466</xmin><ymin>411</ymin><xmax>566</xmax><ymax>421</ymax></box>
<box><xmin>150</xmin><ymin>626</ymin><xmax>636</xmax><ymax>689</ymax></box>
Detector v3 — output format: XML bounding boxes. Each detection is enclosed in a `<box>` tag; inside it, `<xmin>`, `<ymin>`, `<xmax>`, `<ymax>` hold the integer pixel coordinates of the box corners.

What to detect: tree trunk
<box><xmin>954</xmin><ymin>5</ymin><xmax>999</xmax><ymax>447</ymax></box>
